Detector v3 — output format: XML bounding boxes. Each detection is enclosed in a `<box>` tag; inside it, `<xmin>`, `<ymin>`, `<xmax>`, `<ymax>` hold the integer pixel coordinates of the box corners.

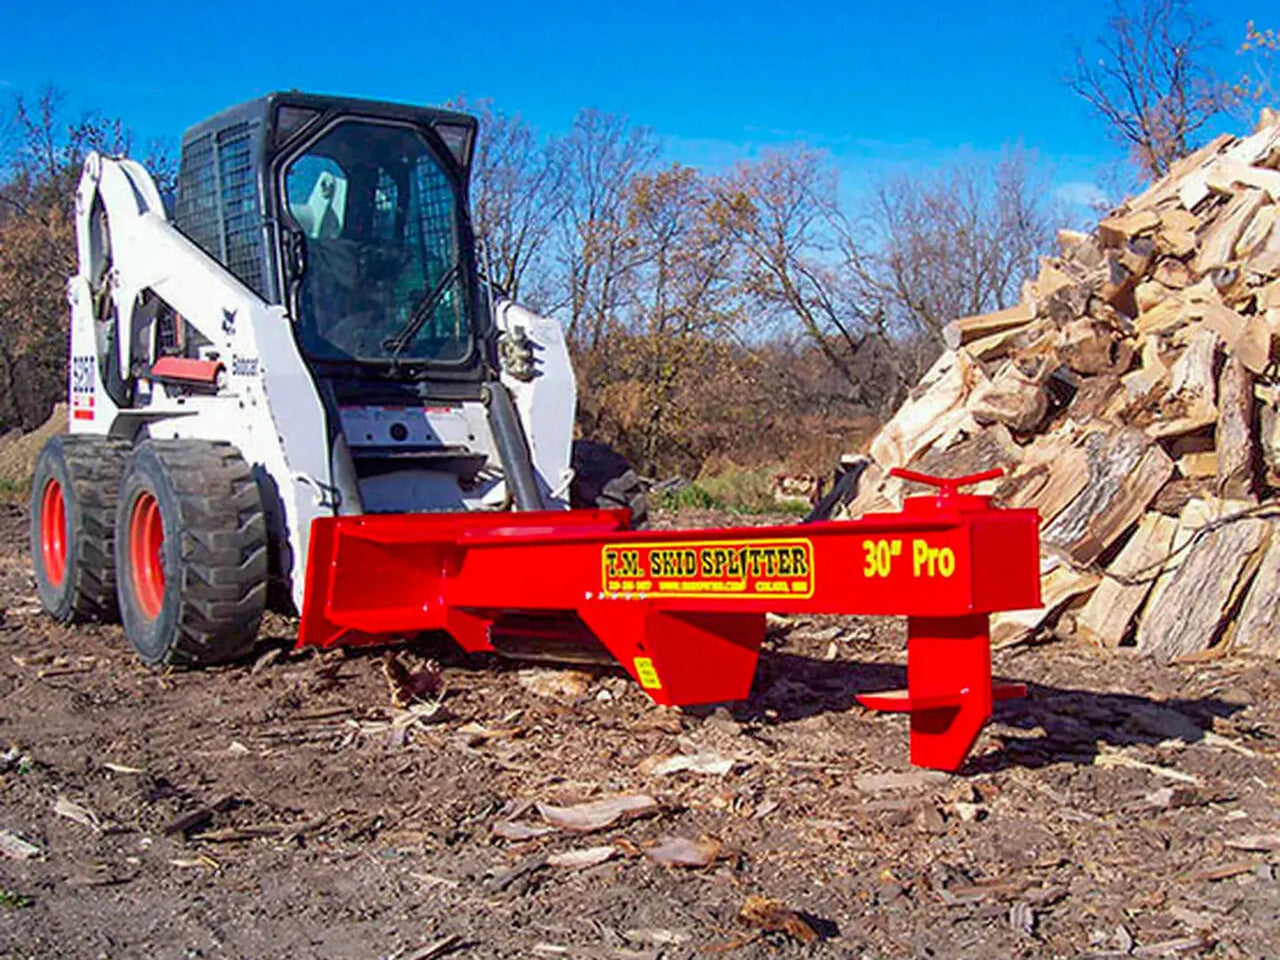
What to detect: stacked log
<box><xmin>841</xmin><ymin>114</ymin><xmax>1280</xmax><ymax>661</ymax></box>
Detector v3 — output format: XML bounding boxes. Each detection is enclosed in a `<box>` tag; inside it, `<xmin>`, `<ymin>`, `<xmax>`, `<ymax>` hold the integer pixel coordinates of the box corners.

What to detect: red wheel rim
<box><xmin>128</xmin><ymin>492</ymin><xmax>165</xmax><ymax>620</ymax></box>
<box><xmin>39</xmin><ymin>478</ymin><xmax>67</xmax><ymax>587</ymax></box>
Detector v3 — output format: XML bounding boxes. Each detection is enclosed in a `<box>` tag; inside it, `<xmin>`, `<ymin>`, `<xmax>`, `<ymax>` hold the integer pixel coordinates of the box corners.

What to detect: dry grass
<box><xmin>0</xmin><ymin>403</ymin><xmax>65</xmax><ymax>500</ymax></box>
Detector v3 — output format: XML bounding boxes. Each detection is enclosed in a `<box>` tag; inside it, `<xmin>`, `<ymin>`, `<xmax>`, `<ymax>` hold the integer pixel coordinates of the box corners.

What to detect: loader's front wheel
<box><xmin>30</xmin><ymin>435</ymin><xmax>129</xmax><ymax>622</ymax></box>
<box><xmin>115</xmin><ymin>440</ymin><xmax>267</xmax><ymax>666</ymax></box>
<box><xmin>570</xmin><ymin>440</ymin><xmax>648</xmax><ymax>528</ymax></box>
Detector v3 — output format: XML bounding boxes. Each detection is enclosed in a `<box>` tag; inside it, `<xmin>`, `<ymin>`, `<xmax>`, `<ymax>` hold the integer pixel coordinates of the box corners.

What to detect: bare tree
<box><xmin>863</xmin><ymin>150</ymin><xmax>1053</xmax><ymax>338</ymax></box>
<box><xmin>1068</xmin><ymin>0</ymin><xmax>1234</xmax><ymax>178</ymax></box>
<box><xmin>1236</xmin><ymin>20</ymin><xmax>1280</xmax><ymax>113</ymax></box>
<box><xmin>0</xmin><ymin>87</ymin><xmax>141</xmax><ymax>431</ymax></box>
<box><xmin>456</xmin><ymin>98</ymin><xmax>564</xmax><ymax>305</ymax></box>
<box><xmin>550</xmin><ymin>109</ymin><xmax>658</xmax><ymax>350</ymax></box>
<box><xmin>713</xmin><ymin>148</ymin><xmax>899</xmax><ymax>410</ymax></box>
<box><xmin>611</xmin><ymin>164</ymin><xmax>742</xmax><ymax>470</ymax></box>
<box><xmin>1</xmin><ymin>87</ymin><xmax>129</xmax><ymax>216</ymax></box>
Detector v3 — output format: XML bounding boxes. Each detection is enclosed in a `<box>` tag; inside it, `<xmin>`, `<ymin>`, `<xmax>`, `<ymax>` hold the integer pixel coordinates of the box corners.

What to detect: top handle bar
<box><xmin>888</xmin><ymin>467</ymin><xmax>1005</xmax><ymax>500</ymax></box>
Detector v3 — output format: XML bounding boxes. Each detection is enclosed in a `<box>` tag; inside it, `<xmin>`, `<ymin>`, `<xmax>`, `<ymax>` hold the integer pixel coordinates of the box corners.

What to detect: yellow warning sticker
<box><xmin>601</xmin><ymin>537</ymin><xmax>815</xmax><ymax>599</ymax></box>
<box><xmin>633</xmin><ymin>657</ymin><xmax>662</xmax><ymax>690</ymax></box>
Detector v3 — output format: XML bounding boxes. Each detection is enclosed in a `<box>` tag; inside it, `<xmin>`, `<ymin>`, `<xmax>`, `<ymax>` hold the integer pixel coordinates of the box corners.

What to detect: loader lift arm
<box><xmin>299</xmin><ymin>469</ymin><xmax>1040</xmax><ymax>771</ymax></box>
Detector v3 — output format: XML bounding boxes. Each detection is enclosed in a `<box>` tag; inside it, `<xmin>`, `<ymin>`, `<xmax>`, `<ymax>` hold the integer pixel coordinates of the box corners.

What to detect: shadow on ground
<box><xmin>730</xmin><ymin>649</ymin><xmax>1254</xmax><ymax>773</ymax></box>
<box><xmin>258</xmin><ymin>628</ymin><xmax>1256</xmax><ymax>776</ymax></box>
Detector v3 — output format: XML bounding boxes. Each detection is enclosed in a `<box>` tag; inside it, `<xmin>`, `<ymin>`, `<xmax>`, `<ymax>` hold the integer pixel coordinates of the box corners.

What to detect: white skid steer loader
<box><xmin>31</xmin><ymin>92</ymin><xmax>644</xmax><ymax>666</ymax></box>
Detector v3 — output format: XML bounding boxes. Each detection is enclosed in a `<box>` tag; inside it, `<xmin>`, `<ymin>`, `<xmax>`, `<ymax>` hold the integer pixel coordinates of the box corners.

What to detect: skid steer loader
<box><xmin>30</xmin><ymin>91</ymin><xmax>1043</xmax><ymax>771</ymax></box>
<box><xmin>33</xmin><ymin>92</ymin><xmax>641</xmax><ymax>665</ymax></box>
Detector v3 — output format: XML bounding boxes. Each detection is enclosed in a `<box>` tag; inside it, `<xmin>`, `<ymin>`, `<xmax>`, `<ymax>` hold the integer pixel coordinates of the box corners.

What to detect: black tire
<box><xmin>30</xmin><ymin>435</ymin><xmax>130</xmax><ymax>622</ymax></box>
<box><xmin>114</xmin><ymin>440</ymin><xmax>267</xmax><ymax>667</ymax></box>
<box><xmin>570</xmin><ymin>440</ymin><xmax>648</xmax><ymax>528</ymax></box>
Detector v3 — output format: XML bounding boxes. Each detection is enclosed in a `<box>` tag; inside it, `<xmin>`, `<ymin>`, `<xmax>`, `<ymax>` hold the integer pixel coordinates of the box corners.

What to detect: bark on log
<box><xmin>869</xmin><ymin>351</ymin><xmax>985</xmax><ymax>470</ymax></box>
<box><xmin>1228</xmin><ymin>521</ymin><xmax>1280</xmax><ymax>657</ymax></box>
<box><xmin>1145</xmin><ymin>327</ymin><xmax>1219</xmax><ymax>439</ymax></box>
<box><xmin>1258</xmin><ymin>398</ymin><xmax>1280</xmax><ymax>484</ymax></box>
<box><xmin>966</xmin><ymin>359</ymin><xmax>1049</xmax><ymax>433</ymax></box>
<box><xmin>1058</xmin><ymin>318</ymin><xmax>1135</xmax><ymax>376</ymax></box>
<box><xmin>1195</xmin><ymin>189</ymin><xmax>1267</xmax><ymax>274</ymax></box>
<box><xmin>1068</xmin><ymin>375</ymin><xmax>1122</xmax><ymax>423</ymax></box>
<box><xmin>1215</xmin><ymin>356</ymin><xmax>1257</xmax><ymax>500</ymax></box>
<box><xmin>996</xmin><ymin>426</ymin><xmax>1091</xmax><ymax>524</ymax></box>
<box><xmin>1134</xmin><ymin>509</ymin><xmax>1268</xmax><ymax>662</ymax></box>
<box><xmin>1042</xmin><ymin>427</ymin><xmax>1174</xmax><ymax>566</ymax></box>
<box><xmin>914</xmin><ymin>424</ymin><xmax>1021</xmax><ymax>480</ymax></box>
<box><xmin>1076</xmin><ymin>512</ymin><xmax>1179</xmax><ymax>647</ymax></box>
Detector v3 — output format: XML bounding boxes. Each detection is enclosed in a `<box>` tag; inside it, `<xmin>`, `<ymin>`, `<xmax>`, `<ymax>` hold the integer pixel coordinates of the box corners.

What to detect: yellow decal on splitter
<box><xmin>601</xmin><ymin>538</ymin><xmax>815</xmax><ymax>599</ymax></box>
<box><xmin>911</xmin><ymin>538</ymin><xmax>956</xmax><ymax>578</ymax></box>
<box><xmin>862</xmin><ymin>538</ymin><xmax>903</xmax><ymax>577</ymax></box>
<box><xmin>633</xmin><ymin>657</ymin><xmax>662</xmax><ymax>690</ymax></box>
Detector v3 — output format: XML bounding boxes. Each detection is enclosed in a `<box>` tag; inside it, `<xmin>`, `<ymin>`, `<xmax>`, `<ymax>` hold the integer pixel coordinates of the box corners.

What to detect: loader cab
<box><xmin>171</xmin><ymin>93</ymin><xmax>532</xmax><ymax>514</ymax></box>
<box><xmin>173</xmin><ymin>92</ymin><xmax>487</xmax><ymax>385</ymax></box>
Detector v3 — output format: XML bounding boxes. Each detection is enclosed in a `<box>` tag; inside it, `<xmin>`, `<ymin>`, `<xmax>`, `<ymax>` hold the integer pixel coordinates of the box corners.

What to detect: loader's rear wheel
<box><xmin>115</xmin><ymin>440</ymin><xmax>267</xmax><ymax>666</ymax></box>
<box><xmin>30</xmin><ymin>435</ymin><xmax>129</xmax><ymax>622</ymax></box>
<box><xmin>570</xmin><ymin>440</ymin><xmax>648</xmax><ymax>528</ymax></box>
<box><xmin>40</xmin><ymin>480</ymin><xmax>67</xmax><ymax>587</ymax></box>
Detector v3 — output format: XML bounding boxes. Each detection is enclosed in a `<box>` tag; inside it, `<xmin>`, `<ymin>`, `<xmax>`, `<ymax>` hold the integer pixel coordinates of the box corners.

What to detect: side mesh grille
<box><xmin>216</xmin><ymin>124</ymin><xmax>264</xmax><ymax>297</ymax></box>
<box><xmin>174</xmin><ymin>121</ymin><xmax>267</xmax><ymax>299</ymax></box>
<box><xmin>175</xmin><ymin>133</ymin><xmax>222</xmax><ymax>261</ymax></box>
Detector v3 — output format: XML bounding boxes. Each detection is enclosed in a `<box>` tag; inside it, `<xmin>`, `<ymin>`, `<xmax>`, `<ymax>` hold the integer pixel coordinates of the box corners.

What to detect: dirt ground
<box><xmin>2</xmin><ymin>503</ymin><xmax>1280</xmax><ymax>959</ymax></box>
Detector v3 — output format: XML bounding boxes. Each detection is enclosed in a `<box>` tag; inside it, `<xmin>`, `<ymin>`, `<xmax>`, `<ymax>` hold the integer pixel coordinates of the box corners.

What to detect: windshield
<box><xmin>283</xmin><ymin>120</ymin><xmax>471</xmax><ymax>364</ymax></box>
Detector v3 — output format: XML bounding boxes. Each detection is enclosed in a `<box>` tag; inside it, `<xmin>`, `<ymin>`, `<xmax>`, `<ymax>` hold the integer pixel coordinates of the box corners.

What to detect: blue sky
<box><xmin>0</xmin><ymin>0</ymin><xmax>1264</xmax><ymax>209</ymax></box>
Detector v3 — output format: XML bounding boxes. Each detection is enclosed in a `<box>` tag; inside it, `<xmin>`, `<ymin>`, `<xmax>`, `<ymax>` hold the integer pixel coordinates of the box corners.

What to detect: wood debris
<box><xmin>841</xmin><ymin>112</ymin><xmax>1280</xmax><ymax>660</ymax></box>
<box><xmin>546</xmin><ymin>845</ymin><xmax>618</xmax><ymax>870</ymax></box>
<box><xmin>492</xmin><ymin>820</ymin><xmax>557</xmax><ymax>841</ymax></box>
<box><xmin>737</xmin><ymin>895</ymin><xmax>819</xmax><ymax>944</ymax></box>
<box><xmin>642</xmin><ymin>834</ymin><xmax>725</xmax><ymax>868</ymax></box>
<box><xmin>163</xmin><ymin>794</ymin><xmax>236</xmax><ymax>837</ymax></box>
<box><xmin>1092</xmin><ymin>749</ymin><xmax>1199</xmax><ymax>785</ymax></box>
<box><xmin>456</xmin><ymin>721</ymin><xmax>522</xmax><ymax>747</ymax></box>
<box><xmin>52</xmin><ymin>795</ymin><xmax>110</xmax><ymax>833</ymax></box>
<box><xmin>101</xmin><ymin>761</ymin><xmax>144</xmax><ymax>775</ymax></box>
<box><xmin>382</xmin><ymin>652</ymin><xmax>443</xmax><ymax>708</ymax></box>
<box><xmin>0</xmin><ymin>828</ymin><xmax>40</xmax><ymax>860</ymax></box>
<box><xmin>168</xmin><ymin>854</ymin><xmax>220</xmax><ymax>870</ymax></box>
<box><xmin>534</xmin><ymin>795</ymin><xmax>659</xmax><ymax>832</ymax></box>
<box><xmin>1223</xmin><ymin>833</ymin><xmax>1280</xmax><ymax>852</ymax></box>
<box><xmin>516</xmin><ymin>668</ymin><xmax>594</xmax><ymax>700</ymax></box>
<box><xmin>639</xmin><ymin>749</ymin><xmax>736</xmax><ymax>777</ymax></box>
<box><xmin>399</xmin><ymin>935</ymin><xmax>463</xmax><ymax>960</ymax></box>
<box><xmin>854</xmin><ymin>770</ymin><xmax>949</xmax><ymax>793</ymax></box>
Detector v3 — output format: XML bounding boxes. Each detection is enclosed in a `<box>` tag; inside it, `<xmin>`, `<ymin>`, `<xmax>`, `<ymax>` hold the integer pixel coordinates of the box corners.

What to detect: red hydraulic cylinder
<box><xmin>297</xmin><ymin>469</ymin><xmax>1041</xmax><ymax>771</ymax></box>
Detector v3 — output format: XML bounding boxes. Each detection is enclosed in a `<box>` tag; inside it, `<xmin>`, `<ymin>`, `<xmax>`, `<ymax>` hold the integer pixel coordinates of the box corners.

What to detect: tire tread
<box><xmin>570</xmin><ymin>440</ymin><xmax>649</xmax><ymax>529</ymax></box>
<box><xmin>119</xmin><ymin>440</ymin><xmax>267</xmax><ymax>667</ymax></box>
<box><xmin>32</xmin><ymin>435</ymin><xmax>130</xmax><ymax>622</ymax></box>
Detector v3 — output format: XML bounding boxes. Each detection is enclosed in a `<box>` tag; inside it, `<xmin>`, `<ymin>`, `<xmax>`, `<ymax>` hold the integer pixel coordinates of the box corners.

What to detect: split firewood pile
<box><xmin>841</xmin><ymin>113</ymin><xmax>1280</xmax><ymax>661</ymax></box>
